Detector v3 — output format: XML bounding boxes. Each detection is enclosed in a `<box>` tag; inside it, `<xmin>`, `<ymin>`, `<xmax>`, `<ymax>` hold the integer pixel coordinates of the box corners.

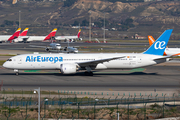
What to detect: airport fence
<box><xmin>0</xmin><ymin>89</ymin><xmax>180</xmax><ymax>119</ymax></box>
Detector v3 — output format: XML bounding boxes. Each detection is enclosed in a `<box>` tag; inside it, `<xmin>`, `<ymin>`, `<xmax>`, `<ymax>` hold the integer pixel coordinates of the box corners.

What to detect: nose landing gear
<box><xmin>14</xmin><ymin>69</ymin><xmax>19</xmax><ymax>76</ymax></box>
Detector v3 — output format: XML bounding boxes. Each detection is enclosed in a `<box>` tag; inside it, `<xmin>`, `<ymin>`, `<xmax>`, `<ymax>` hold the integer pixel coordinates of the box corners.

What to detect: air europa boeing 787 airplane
<box><xmin>3</xmin><ymin>29</ymin><xmax>173</xmax><ymax>76</ymax></box>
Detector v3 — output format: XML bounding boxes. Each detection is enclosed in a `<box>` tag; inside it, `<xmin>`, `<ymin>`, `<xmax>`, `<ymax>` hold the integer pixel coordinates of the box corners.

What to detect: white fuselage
<box><xmin>49</xmin><ymin>43</ymin><xmax>61</xmax><ymax>50</ymax></box>
<box><xmin>26</xmin><ymin>36</ymin><xmax>47</xmax><ymax>41</ymax></box>
<box><xmin>3</xmin><ymin>53</ymin><xmax>167</xmax><ymax>70</ymax></box>
<box><xmin>66</xmin><ymin>47</ymin><xmax>78</xmax><ymax>53</ymax></box>
<box><xmin>55</xmin><ymin>36</ymin><xmax>77</xmax><ymax>40</ymax></box>
<box><xmin>11</xmin><ymin>36</ymin><xmax>47</xmax><ymax>42</ymax></box>
<box><xmin>165</xmin><ymin>48</ymin><xmax>180</xmax><ymax>56</ymax></box>
<box><xmin>0</xmin><ymin>35</ymin><xmax>11</xmax><ymax>42</ymax></box>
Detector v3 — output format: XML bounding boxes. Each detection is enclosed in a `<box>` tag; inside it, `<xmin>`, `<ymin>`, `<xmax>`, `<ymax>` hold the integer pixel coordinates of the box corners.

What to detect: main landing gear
<box><xmin>84</xmin><ymin>66</ymin><xmax>93</xmax><ymax>76</ymax></box>
<box><xmin>84</xmin><ymin>71</ymin><xmax>93</xmax><ymax>76</ymax></box>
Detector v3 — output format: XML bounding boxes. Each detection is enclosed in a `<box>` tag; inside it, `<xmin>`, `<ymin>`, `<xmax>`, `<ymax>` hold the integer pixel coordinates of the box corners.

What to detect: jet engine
<box><xmin>69</xmin><ymin>39</ymin><xmax>74</xmax><ymax>42</ymax></box>
<box><xmin>45</xmin><ymin>48</ymin><xmax>49</xmax><ymax>51</ymax></box>
<box><xmin>12</xmin><ymin>37</ymin><xmax>23</xmax><ymax>43</ymax></box>
<box><xmin>60</xmin><ymin>63</ymin><xmax>77</xmax><ymax>74</ymax></box>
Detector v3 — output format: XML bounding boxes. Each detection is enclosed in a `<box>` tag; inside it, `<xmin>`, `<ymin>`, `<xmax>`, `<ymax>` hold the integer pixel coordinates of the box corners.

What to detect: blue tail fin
<box><xmin>143</xmin><ymin>29</ymin><xmax>173</xmax><ymax>55</ymax></box>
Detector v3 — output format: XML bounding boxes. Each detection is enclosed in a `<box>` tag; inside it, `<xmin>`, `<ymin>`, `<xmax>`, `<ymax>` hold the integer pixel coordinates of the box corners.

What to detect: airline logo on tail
<box><xmin>148</xmin><ymin>35</ymin><xmax>167</xmax><ymax>55</ymax></box>
<box><xmin>154</xmin><ymin>41</ymin><xmax>166</xmax><ymax>49</ymax></box>
<box><xmin>8</xmin><ymin>28</ymin><xmax>21</xmax><ymax>41</ymax></box>
<box><xmin>143</xmin><ymin>29</ymin><xmax>173</xmax><ymax>56</ymax></box>
<box><xmin>19</xmin><ymin>28</ymin><xmax>29</xmax><ymax>36</ymax></box>
<box><xmin>44</xmin><ymin>28</ymin><xmax>57</xmax><ymax>41</ymax></box>
<box><xmin>77</xmin><ymin>29</ymin><xmax>81</xmax><ymax>38</ymax></box>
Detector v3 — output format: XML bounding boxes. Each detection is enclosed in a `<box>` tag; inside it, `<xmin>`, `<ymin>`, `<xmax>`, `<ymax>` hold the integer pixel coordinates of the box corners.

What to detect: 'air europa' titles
<box><xmin>26</xmin><ymin>56</ymin><xmax>63</xmax><ymax>63</ymax></box>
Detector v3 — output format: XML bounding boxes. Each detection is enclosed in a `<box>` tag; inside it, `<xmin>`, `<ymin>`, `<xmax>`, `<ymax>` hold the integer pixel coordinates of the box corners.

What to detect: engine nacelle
<box><xmin>69</xmin><ymin>39</ymin><xmax>74</xmax><ymax>42</ymax></box>
<box><xmin>45</xmin><ymin>48</ymin><xmax>49</xmax><ymax>51</ymax></box>
<box><xmin>13</xmin><ymin>38</ymin><xmax>23</xmax><ymax>43</ymax></box>
<box><xmin>60</xmin><ymin>63</ymin><xmax>77</xmax><ymax>74</ymax></box>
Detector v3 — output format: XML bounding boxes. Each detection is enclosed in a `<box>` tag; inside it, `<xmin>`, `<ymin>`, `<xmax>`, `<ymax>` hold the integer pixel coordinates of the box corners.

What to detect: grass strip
<box><xmin>0</xmin><ymin>54</ymin><xmax>16</xmax><ymax>56</ymax></box>
<box><xmin>0</xmin><ymin>60</ymin><xmax>5</xmax><ymax>66</ymax></box>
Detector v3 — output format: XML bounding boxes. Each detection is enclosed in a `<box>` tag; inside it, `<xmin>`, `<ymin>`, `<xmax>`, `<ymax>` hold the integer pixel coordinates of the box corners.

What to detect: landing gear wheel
<box><xmin>16</xmin><ymin>72</ymin><xmax>19</xmax><ymax>76</ymax></box>
<box><xmin>84</xmin><ymin>71</ymin><xmax>93</xmax><ymax>76</ymax></box>
<box><xmin>89</xmin><ymin>72</ymin><xmax>93</xmax><ymax>76</ymax></box>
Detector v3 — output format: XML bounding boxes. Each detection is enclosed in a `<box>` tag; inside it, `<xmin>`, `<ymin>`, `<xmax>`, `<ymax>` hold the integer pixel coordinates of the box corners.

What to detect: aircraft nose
<box><xmin>57</xmin><ymin>46</ymin><xmax>61</xmax><ymax>50</ymax></box>
<box><xmin>3</xmin><ymin>62</ymin><xmax>7</xmax><ymax>68</ymax></box>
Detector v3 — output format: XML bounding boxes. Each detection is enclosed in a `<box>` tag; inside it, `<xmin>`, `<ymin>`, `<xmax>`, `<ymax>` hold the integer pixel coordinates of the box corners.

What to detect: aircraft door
<box><xmin>17</xmin><ymin>57</ymin><xmax>22</xmax><ymax>64</ymax></box>
<box><xmin>137</xmin><ymin>56</ymin><xmax>142</xmax><ymax>64</ymax></box>
<box><xmin>128</xmin><ymin>56</ymin><xmax>136</xmax><ymax>66</ymax></box>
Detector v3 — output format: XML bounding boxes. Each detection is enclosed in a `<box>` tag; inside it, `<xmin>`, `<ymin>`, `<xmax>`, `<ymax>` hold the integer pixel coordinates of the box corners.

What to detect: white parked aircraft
<box><xmin>0</xmin><ymin>28</ymin><xmax>21</xmax><ymax>43</ymax></box>
<box><xmin>10</xmin><ymin>28</ymin><xmax>29</xmax><ymax>43</ymax></box>
<box><xmin>63</xmin><ymin>46</ymin><xmax>78</xmax><ymax>53</ymax></box>
<box><xmin>12</xmin><ymin>28</ymin><xmax>57</xmax><ymax>43</ymax></box>
<box><xmin>30</xmin><ymin>42</ymin><xmax>78</xmax><ymax>53</ymax></box>
<box><xmin>29</xmin><ymin>42</ymin><xmax>61</xmax><ymax>52</ymax></box>
<box><xmin>3</xmin><ymin>29</ymin><xmax>173</xmax><ymax>76</ymax></box>
<box><xmin>55</xmin><ymin>29</ymin><xmax>82</xmax><ymax>42</ymax></box>
<box><xmin>148</xmin><ymin>35</ymin><xmax>180</xmax><ymax>56</ymax></box>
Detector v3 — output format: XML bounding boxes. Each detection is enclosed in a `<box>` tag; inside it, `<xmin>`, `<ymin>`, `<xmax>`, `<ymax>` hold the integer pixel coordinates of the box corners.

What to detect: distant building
<box><xmin>134</xmin><ymin>34</ymin><xmax>147</xmax><ymax>39</ymax></box>
<box><xmin>111</xmin><ymin>28</ymin><xmax>117</xmax><ymax>31</ymax></box>
<box><xmin>12</xmin><ymin>0</ymin><xmax>17</xmax><ymax>4</ymax></box>
<box><xmin>71</xmin><ymin>26</ymin><xmax>80</xmax><ymax>29</ymax></box>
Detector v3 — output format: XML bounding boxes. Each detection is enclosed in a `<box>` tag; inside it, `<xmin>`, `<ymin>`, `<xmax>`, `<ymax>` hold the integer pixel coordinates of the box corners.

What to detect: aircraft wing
<box><xmin>77</xmin><ymin>56</ymin><xmax>125</xmax><ymax>67</ymax></box>
<box><xmin>152</xmin><ymin>56</ymin><xmax>171</xmax><ymax>60</ymax></box>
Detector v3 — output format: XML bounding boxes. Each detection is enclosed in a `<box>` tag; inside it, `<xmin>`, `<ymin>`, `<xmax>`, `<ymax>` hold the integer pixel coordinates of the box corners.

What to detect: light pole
<box><xmin>19</xmin><ymin>10</ymin><xmax>21</xmax><ymax>28</ymax></box>
<box><xmin>89</xmin><ymin>11</ymin><xmax>91</xmax><ymax>41</ymax></box>
<box><xmin>34</xmin><ymin>87</ymin><xmax>40</xmax><ymax>120</ymax></box>
<box><xmin>103</xmin><ymin>12</ymin><xmax>106</xmax><ymax>43</ymax></box>
<box><xmin>44</xmin><ymin>99</ymin><xmax>48</xmax><ymax>119</ymax></box>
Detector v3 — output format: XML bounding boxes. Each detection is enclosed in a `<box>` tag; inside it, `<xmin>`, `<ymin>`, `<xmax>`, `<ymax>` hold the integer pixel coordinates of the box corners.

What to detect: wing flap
<box><xmin>77</xmin><ymin>56</ymin><xmax>125</xmax><ymax>67</ymax></box>
<box><xmin>153</xmin><ymin>56</ymin><xmax>171</xmax><ymax>60</ymax></box>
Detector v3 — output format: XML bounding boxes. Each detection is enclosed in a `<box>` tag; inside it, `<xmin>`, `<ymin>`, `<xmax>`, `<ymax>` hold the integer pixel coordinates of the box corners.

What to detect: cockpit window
<box><xmin>7</xmin><ymin>59</ymin><xmax>12</xmax><ymax>61</ymax></box>
<box><xmin>56</xmin><ymin>45</ymin><xmax>61</xmax><ymax>46</ymax></box>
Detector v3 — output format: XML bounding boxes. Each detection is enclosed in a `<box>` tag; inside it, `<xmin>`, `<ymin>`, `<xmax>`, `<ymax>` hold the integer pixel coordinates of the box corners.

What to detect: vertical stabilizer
<box><xmin>148</xmin><ymin>35</ymin><xmax>155</xmax><ymax>46</ymax></box>
<box><xmin>8</xmin><ymin>28</ymin><xmax>21</xmax><ymax>41</ymax></box>
<box><xmin>77</xmin><ymin>29</ymin><xmax>81</xmax><ymax>38</ymax></box>
<box><xmin>44</xmin><ymin>28</ymin><xmax>57</xmax><ymax>41</ymax></box>
<box><xmin>19</xmin><ymin>28</ymin><xmax>29</xmax><ymax>36</ymax></box>
<box><xmin>143</xmin><ymin>29</ymin><xmax>173</xmax><ymax>56</ymax></box>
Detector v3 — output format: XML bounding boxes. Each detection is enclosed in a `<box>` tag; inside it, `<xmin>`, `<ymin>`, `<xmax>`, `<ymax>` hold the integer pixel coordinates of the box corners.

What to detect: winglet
<box><xmin>19</xmin><ymin>28</ymin><xmax>29</xmax><ymax>36</ymax></box>
<box><xmin>8</xmin><ymin>28</ymin><xmax>21</xmax><ymax>41</ymax></box>
<box><xmin>77</xmin><ymin>29</ymin><xmax>81</xmax><ymax>38</ymax></box>
<box><xmin>44</xmin><ymin>28</ymin><xmax>57</xmax><ymax>41</ymax></box>
<box><xmin>143</xmin><ymin>29</ymin><xmax>173</xmax><ymax>56</ymax></box>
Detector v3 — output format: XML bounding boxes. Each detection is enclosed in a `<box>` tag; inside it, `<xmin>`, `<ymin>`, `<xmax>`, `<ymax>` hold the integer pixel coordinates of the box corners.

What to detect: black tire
<box><xmin>89</xmin><ymin>72</ymin><xmax>93</xmax><ymax>76</ymax></box>
<box><xmin>84</xmin><ymin>71</ymin><xmax>93</xmax><ymax>76</ymax></box>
